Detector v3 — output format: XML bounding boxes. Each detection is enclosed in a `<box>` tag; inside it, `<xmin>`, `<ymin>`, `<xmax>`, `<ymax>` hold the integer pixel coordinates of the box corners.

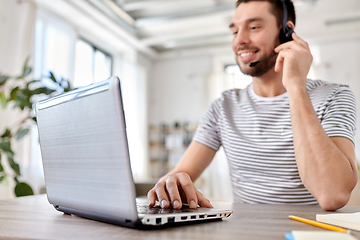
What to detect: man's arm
<box><xmin>287</xmin><ymin>86</ymin><xmax>357</xmax><ymax>210</ymax></box>
<box><xmin>275</xmin><ymin>32</ymin><xmax>358</xmax><ymax>210</ymax></box>
<box><xmin>147</xmin><ymin>141</ymin><xmax>216</xmax><ymax>209</ymax></box>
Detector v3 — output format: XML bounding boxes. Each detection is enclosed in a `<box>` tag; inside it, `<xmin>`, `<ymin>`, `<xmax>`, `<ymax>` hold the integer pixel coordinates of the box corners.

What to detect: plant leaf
<box><xmin>9</xmin><ymin>87</ymin><xmax>19</xmax><ymax>100</ymax></box>
<box><xmin>49</xmin><ymin>72</ymin><xmax>57</xmax><ymax>83</ymax></box>
<box><xmin>22</xmin><ymin>67</ymin><xmax>32</xmax><ymax>77</ymax></box>
<box><xmin>0</xmin><ymin>92</ymin><xmax>6</xmax><ymax>108</ymax></box>
<box><xmin>22</xmin><ymin>56</ymin><xmax>30</xmax><ymax>76</ymax></box>
<box><xmin>14</xmin><ymin>182</ymin><xmax>34</xmax><ymax>197</ymax></box>
<box><xmin>31</xmin><ymin>87</ymin><xmax>52</xmax><ymax>95</ymax></box>
<box><xmin>0</xmin><ymin>75</ymin><xmax>10</xmax><ymax>86</ymax></box>
<box><xmin>0</xmin><ymin>154</ymin><xmax>3</xmax><ymax>172</ymax></box>
<box><xmin>32</xmin><ymin>117</ymin><xmax>37</xmax><ymax>122</ymax></box>
<box><xmin>15</xmin><ymin>129</ymin><xmax>29</xmax><ymax>140</ymax></box>
<box><xmin>1</xmin><ymin>128</ymin><xmax>11</xmax><ymax>138</ymax></box>
<box><xmin>20</xmin><ymin>88</ymin><xmax>30</xmax><ymax>96</ymax></box>
<box><xmin>7</xmin><ymin>156</ymin><xmax>20</xmax><ymax>175</ymax></box>
<box><xmin>0</xmin><ymin>175</ymin><xmax>5</xmax><ymax>182</ymax></box>
<box><xmin>0</xmin><ymin>141</ymin><xmax>11</xmax><ymax>152</ymax></box>
<box><xmin>25</xmin><ymin>101</ymin><xmax>33</xmax><ymax>110</ymax></box>
<box><xmin>14</xmin><ymin>99</ymin><xmax>23</xmax><ymax>109</ymax></box>
<box><xmin>26</xmin><ymin>79</ymin><xmax>39</xmax><ymax>87</ymax></box>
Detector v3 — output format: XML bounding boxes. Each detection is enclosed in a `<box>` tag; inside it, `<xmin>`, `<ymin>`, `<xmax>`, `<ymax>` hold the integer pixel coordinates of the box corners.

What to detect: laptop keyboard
<box><xmin>137</xmin><ymin>204</ymin><xmax>198</xmax><ymax>214</ymax></box>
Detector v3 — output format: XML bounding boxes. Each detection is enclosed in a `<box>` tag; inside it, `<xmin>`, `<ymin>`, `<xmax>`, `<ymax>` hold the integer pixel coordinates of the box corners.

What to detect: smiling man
<box><xmin>147</xmin><ymin>0</ymin><xmax>357</xmax><ymax>211</ymax></box>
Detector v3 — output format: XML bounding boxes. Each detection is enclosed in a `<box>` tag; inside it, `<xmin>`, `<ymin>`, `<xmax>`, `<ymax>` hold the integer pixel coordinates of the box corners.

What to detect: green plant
<box><xmin>0</xmin><ymin>57</ymin><xmax>72</xmax><ymax>197</ymax></box>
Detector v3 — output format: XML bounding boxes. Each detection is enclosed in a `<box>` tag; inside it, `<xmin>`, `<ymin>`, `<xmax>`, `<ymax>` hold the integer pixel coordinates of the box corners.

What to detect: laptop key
<box><xmin>136</xmin><ymin>204</ymin><xmax>198</xmax><ymax>214</ymax></box>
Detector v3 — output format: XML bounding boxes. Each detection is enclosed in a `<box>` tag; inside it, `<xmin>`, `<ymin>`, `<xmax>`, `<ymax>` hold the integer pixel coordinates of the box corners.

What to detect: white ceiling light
<box><xmin>101</xmin><ymin>0</ymin><xmax>135</xmax><ymax>26</ymax></box>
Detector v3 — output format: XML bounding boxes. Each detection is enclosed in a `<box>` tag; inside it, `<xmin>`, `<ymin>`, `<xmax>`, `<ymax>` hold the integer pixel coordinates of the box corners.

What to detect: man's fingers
<box><xmin>177</xmin><ymin>173</ymin><xmax>198</xmax><ymax>209</ymax></box>
<box><xmin>196</xmin><ymin>190</ymin><xmax>214</xmax><ymax>208</ymax></box>
<box><xmin>154</xmin><ymin>181</ymin><xmax>170</xmax><ymax>208</ymax></box>
<box><xmin>147</xmin><ymin>172</ymin><xmax>204</xmax><ymax>210</ymax></box>
<box><xmin>147</xmin><ymin>188</ymin><xmax>157</xmax><ymax>207</ymax></box>
<box><xmin>275</xmin><ymin>51</ymin><xmax>285</xmax><ymax>72</ymax></box>
<box><xmin>275</xmin><ymin>41</ymin><xmax>302</xmax><ymax>53</ymax></box>
<box><xmin>165</xmin><ymin>177</ymin><xmax>183</xmax><ymax>209</ymax></box>
<box><xmin>275</xmin><ymin>33</ymin><xmax>309</xmax><ymax>53</ymax></box>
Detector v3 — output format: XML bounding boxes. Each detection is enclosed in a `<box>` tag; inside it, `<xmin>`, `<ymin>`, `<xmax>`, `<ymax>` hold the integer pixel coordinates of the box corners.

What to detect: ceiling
<box><xmin>84</xmin><ymin>0</ymin><xmax>360</xmax><ymax>53</ymax></box>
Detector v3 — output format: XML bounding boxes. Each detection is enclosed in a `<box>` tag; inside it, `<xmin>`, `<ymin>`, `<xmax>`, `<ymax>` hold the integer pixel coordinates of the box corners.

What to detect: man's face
<box><xmin>230</xmin><ymin>1</ymin><xmax>280</xmax><ymax>77</ymax></box>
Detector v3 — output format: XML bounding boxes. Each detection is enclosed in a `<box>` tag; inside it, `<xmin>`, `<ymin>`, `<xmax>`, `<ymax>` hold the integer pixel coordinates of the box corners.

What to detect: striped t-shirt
<box><xmin>193</xmin><ymin>79</ymin><xmax>356</xmax><ymax>205</ymax></box>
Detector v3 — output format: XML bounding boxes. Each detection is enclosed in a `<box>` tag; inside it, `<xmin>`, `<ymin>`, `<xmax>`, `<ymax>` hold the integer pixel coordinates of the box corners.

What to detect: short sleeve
<box><xmin>321</xmin><ymin>85</ymin><xmax>356</xmax><ymax>143</ymax></box>
<box><xmin>192</xmin><ymin>99</ymin><xmax>222</xmax><ymax>151</ymax></box>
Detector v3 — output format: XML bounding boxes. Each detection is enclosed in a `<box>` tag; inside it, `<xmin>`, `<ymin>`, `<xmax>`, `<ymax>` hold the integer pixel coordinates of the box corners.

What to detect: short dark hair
<box><xmin>235</xmin><ymin>0</ymin><xmax>296</xmax><ymax>27</ymax></box>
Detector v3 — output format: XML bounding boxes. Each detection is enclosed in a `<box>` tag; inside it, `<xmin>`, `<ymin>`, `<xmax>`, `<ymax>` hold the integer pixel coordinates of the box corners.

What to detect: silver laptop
<box><xmin>35</xmin><ymin>76</ymin><xmax>232</xmax><ymax>228</ymax></box>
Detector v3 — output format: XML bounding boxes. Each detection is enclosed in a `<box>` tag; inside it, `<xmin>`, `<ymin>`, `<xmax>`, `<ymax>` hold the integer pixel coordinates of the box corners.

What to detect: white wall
<box><xmin>0</xmin><ymin>0</ymin><xmax>36</xmax><ymax>74</ymax></box>
<box><xmin>149</xmin><ymin>55</ymin><xmax>213</xmax><ymax>125</ymax></box>
<box><xmin>314</xmin><ymin>37</ymin><xmax>360</xmax><ymax>158</ymax></box>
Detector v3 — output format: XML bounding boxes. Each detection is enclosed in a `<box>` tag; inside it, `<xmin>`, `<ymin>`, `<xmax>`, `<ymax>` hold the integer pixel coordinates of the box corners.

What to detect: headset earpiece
<box><xmin>279</xmin><ymin>0</ymin><xmax>294</xmax><ymax>44</ymax></box>
<box><xmin>284</xmin><ymin>26</ymin><xmax>294</xmax><ymax>40</ymax></box>
<box><xmin>280</xmin><ymin>26</ymin><xmax>294</xmax><ymax>44</ymax></box>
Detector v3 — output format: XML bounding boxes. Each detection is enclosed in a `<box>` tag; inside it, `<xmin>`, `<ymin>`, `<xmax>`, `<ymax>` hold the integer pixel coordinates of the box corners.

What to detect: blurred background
<box><xmin>1</xmin><ymin>0</ymin><xmax>360</xmax><ymax>203</ymax></box>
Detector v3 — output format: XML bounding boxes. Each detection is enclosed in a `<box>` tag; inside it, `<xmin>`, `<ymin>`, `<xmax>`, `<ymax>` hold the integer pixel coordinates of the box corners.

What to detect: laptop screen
<box><xmin>36</xmin><ymin>77</ymin><xmax>138</xmax><ymax>222</ymax></box>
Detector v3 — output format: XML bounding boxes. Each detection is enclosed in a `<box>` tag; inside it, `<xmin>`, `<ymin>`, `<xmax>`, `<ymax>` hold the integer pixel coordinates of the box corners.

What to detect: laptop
<box><xmin>35</xmin><ymin>76</ymin><xmax>232</xmax><ymax>228</ymax></box>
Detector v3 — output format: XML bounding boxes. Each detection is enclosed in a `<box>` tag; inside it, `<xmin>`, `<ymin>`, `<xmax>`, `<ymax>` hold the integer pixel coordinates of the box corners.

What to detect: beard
<box><xmin>237</xmin><ymin>54</ymin><xmax>277</xmax><ymax>77</ymax></box>
<box><xmin>236</xmin><ymin>39</ymin><xmax>280</xmax><ymax>77</ymax></box>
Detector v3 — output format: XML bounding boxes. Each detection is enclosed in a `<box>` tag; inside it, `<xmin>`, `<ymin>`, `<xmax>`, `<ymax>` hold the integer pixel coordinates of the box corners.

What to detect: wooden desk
<box><xmin>1</xmin><ymin>195</ymin><xmax>359</xmax><ymax>240</ymax></box>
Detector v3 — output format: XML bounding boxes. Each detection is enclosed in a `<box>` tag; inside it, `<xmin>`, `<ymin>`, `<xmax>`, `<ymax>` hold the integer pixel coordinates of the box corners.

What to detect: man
<box><xmin>147</xmin><ymin>0</ymin><xmax>357</xmax><ymax>211</ymax></box>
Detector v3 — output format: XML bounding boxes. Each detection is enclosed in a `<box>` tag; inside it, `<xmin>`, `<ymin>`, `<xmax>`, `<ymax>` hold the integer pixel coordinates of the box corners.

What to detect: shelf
<box><xmin>148</xmin><ymin>122</ymin><xmax>197</xmax><ymax>179</ymax></box>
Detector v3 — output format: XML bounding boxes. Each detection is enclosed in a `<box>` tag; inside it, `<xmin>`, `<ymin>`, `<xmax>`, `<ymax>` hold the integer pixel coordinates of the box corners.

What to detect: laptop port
<box><xmin>191</xmin><ymin>215</ymin><xmax>196</xmax><ymax>219</ymax></box>
<box><xmin>207</xmin><ymin>214</ymin><xmax>216</xmax><ymax>218</ymax></box>
<box><xmin>181</xmin><ymin>216</ymin><xmax>187</xmax><ymax>220</ymax></box>
<box><xmin>156</xmin><ymin>218</ymin><xmax>162</xmax><ymax>224</ymax></box>
<box><xmin>168</xmin><ymin>217</ymin><xmax>175</xmax><ymax>223</ymax></box>
<box><xmin>199</xmin><ymin>214</ymin><xmax>205</xmax><ymax>219</ymax></box>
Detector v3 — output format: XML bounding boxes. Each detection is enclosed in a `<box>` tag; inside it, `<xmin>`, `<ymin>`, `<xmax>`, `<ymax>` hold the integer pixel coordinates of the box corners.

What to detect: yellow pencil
<box><xmin>289</xmin><ymin>215</ymin><xmax>348</xmax><ymax>233</ymax></box>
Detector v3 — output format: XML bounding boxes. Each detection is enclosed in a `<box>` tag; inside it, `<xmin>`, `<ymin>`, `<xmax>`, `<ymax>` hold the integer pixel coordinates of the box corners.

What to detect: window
<box><xmin>32</xmin><ymin>7</ymin><xmax>146</xmax><ymax>185</ymax></box>
<box><xmin>73</xmin><ymin>39</ymin><xmax>112</xmax><ymax>87</ymax></box>
<box><xmin>224</xmin><ymin>65</ymin><xmax>252</xmax><ymax>89</ymax></box>
<box><xmin>28</xmin><ymin>8</ymin><xmax>78</xmax><ymax>194</ymax></box>
<box><xmin>34</xmin><ymin>9</ymin><xmax>76</xmax><ymax>82</ymax></box>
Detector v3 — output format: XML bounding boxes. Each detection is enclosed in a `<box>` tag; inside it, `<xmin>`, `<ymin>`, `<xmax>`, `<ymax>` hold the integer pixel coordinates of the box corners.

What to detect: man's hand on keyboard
<box><xmin>147</xmin><ymin>172</ymin><xmax>213</xmax><ymax>210</ymax></box>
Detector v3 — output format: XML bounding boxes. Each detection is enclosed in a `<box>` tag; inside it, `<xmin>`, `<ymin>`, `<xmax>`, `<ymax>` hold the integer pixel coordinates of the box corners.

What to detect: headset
<box><xmin>279</xmin><ymin>0</ymin><xmax>294</xmax><ymax>44</ymax></box>
<box><xmin>249</xmin><ymin>0</ymin><xmax>294</xmax><ymax>67</ymax></box>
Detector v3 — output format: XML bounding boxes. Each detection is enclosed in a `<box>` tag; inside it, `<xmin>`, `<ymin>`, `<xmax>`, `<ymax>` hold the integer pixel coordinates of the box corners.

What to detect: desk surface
<box><xmin>1</xmin><ymin>195</ymin><xmax>360</xmax><ymax>240</ymax></box>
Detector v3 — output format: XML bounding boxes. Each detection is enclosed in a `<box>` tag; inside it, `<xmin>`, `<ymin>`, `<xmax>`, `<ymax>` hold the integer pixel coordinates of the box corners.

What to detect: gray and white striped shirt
<box><xmin>193</xmin><ymin>79</ymin><xmax>356</xmax><ymax>205</ymax></box>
